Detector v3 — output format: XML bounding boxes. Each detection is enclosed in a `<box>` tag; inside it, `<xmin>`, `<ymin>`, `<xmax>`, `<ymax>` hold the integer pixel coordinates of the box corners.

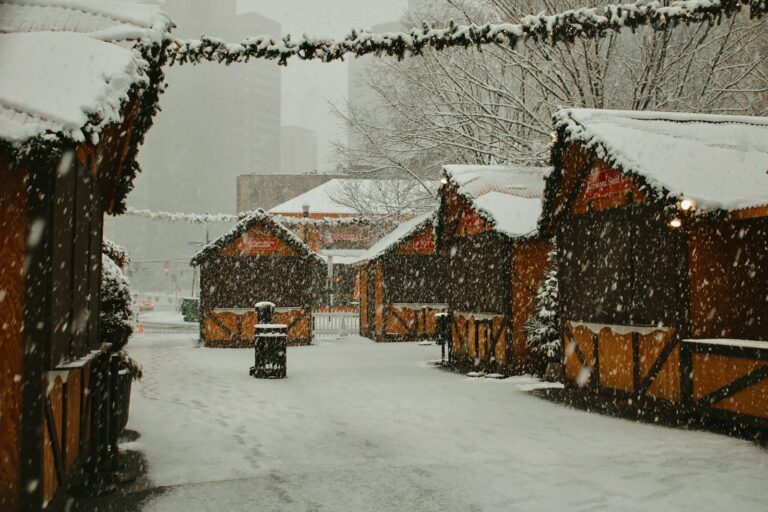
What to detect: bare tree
<box><xmin>335</xmin><ymin>0</ymin><xmax>768</xmax><ymax>183</ymax></box>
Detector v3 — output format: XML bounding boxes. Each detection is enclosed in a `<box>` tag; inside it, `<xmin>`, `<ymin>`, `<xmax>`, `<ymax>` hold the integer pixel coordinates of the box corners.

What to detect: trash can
<box><xmin>250</xmin><ymin>312</ymin><xmax>287</xmax><ymax>379</ymax></box>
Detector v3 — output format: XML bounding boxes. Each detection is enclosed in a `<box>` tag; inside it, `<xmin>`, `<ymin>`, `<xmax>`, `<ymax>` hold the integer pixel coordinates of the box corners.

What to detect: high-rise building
<box><xmin>105</xmin><ymin>1</ymin><xmax>283</xmax><ymax>264</ymax></box>
<box><xmin>346</xmin><ymin>1</ymin><xmax>437</xmax><ymax>160</ymax></box>
<box><xmin>132</xmin><ymin>0</ymin><xmax>282</xmax><ymax>213</ymax></box>
<box><xmin>281</xmin><ymin>126</ymin><xmax>318</xmax><ymax>175</ymax></box>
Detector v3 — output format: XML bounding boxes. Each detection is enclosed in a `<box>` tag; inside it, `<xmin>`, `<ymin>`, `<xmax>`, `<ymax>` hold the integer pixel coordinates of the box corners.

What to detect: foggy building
<box><xmin>281</xmin><ymin>126</ymin><xmax>318</xmax><ymax>175</ymax></box>
<box><xmin>133</xmin><ymin>0</ymin><xmax>282</xmax><ymax>213</ymax></box>
<box><xmin>236</xmin><ymin>174</ymin><xmax>339</xmax><ymax>213</ymax></box>
<box><xmin>346</xmin><ymin>0</ymin><xmax>437</xmax><ymax>162</ymax></box>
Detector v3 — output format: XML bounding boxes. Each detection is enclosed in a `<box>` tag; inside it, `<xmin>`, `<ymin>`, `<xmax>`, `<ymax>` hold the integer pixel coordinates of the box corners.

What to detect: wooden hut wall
<box><xmin>0</xmin><ymin>157</ymin><xmax>26</xmax><ymax>510</ymax></box>
<box><xmin>689</xmin><ymin>217</ymin><xmax>768</xmax><ymax>341</ymax></box>
<box><xmin>199</xmin><ymin>222</ymin><xmax>325</xmax><ymax>347</ymax></box>
<box><xmin>552</xmin><ymin>137</ymin><xmax>768</xmax><ymax>429</ymax></box>
<box><xmin>377</xmin><ymin>253</ymin><xmax>446</xmax><ymax>341</ymax></box>
<box><xmin>557</xmin><ymin>206</ymin><xmax>690</xmax><ymax>329</ymax></box>
<box><xmin>0</xmin><ymin>145</ymin><xmax>119</xmax><ymax>510</ymax></box>
<box><xmin>510</xmin><ymin>240</ymin><xmax>551</xmax><ymax>372</ymax></box>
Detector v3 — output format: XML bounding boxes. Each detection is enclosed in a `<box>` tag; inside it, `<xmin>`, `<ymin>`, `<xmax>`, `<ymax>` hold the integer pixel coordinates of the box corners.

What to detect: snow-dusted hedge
<box><xmin>168</xmin><ymin>1</ymin><xmax>765</xmax><ymax>67</ymax></box>
<box><xmin>100</xmin><ymin>254</ymin><xmax>133</xmax><ymax>352</ymax></box>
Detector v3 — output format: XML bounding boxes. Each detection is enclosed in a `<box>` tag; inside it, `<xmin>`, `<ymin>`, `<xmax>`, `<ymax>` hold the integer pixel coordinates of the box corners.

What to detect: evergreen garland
<box><xmin>524</xmin><ymin>249</ymin><xmax>562</xmax><ymax>377</ymax></box>
<box><xmin>168</xmin><ymin>1</ymin><xmax>765</xmax><ymax>67</ymax></box>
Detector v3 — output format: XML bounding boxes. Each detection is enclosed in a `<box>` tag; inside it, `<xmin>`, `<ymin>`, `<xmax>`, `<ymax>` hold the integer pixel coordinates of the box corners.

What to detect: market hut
<box><xmin>543</xmin><ymin>108</ymin><xmax>768</xmax><ymax>427</ymax></box>
<box><xmin>357</xmin><ymin>212</ymin><xmax>447</xmax><ymax>341</ymax></box>
<box><xmin>192</xmin><ymin>211</ymin><xmax>326</xmax><ymax>347</ymax></box>
<box><xmin>0</xmin><ymin>1</ymin><xmax>172</xmax><ymax>509</ymax></box>
<box><xmin>437</xmin><ymin>166</ymin><xmax>551</xmax><ymax>375</ymax></box>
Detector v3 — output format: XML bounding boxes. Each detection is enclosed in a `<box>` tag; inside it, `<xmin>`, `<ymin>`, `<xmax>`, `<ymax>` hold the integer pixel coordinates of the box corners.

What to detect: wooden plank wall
<box><xmin>511</xmin><ymin>240</ymin><xmax>551</xmax><ymax>373</ymax></box>
<box><xmin>689</xmin><ymin>217</ymin><xmax>768</xmax><ymax>341</ymax></box>
<box><xmin>0</xmin><ymin>158</ymin><xmax>26</xmax><ymax>511</ymax></box>
<box><xmin>564</xmin><ymin>322</ymin><xmax>679</xmax><ymax>402</ymax></box>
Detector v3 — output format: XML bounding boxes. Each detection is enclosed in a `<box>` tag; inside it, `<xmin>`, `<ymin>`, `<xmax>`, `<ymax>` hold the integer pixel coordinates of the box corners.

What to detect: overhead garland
<box><xmin>124</xmin><ymin>207</ymin><xmax>398</xmax><ymax>228</ymax></box>
<box><xmin>167</xmin><ymin>0</ymin><xmax>766</xmax><ymax>66</ymax></box>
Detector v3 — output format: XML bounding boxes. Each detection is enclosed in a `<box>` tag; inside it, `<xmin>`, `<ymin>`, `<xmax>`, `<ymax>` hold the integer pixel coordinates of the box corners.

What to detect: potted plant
<box><xmin>101</xmin><ymin>246</ymin><xmax>141</xmax><ymax>432</ymax></box>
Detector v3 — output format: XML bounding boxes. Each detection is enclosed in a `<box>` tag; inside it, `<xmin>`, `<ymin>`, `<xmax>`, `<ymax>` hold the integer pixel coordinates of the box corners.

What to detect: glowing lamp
<box><xmin>669</xmin><ymin>218</ymin><xmax>682</xmax><ymax>229</ymax></box>
<box><xmin>679</xmin><ymin>198</ymin><xmax>696</xmax><ymax>211</ymax></box>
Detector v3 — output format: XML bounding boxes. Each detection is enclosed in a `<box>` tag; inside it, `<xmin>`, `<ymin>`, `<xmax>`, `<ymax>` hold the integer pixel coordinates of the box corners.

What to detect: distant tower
<box><xmin>134</xmin><ymin>2</ymin><xmax>282</xmax><ymax>213</ymax></box>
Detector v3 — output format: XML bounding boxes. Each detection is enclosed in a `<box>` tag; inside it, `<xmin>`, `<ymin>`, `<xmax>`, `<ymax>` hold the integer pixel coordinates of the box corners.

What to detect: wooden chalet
<box><xmin>0</xmin><ymin>1</ymin><xmax>172</xmax><ymax>510</ymax></box>
<box><xmin>543</xmin><ymin>108</ymin><xmax>768</xmax><ymax>429</ymax></box>
<box><xmin>358</xmin><ymin>212</ymin><xmax>447</xmax><ymax>342</ymax></box>
<box><xmin>437</xmin><ymin>166</ymin><xmax>551</xmax><ymax>375</ymax></box>
<box><xmin>192</xmin><ymin>211</ymin><xmax>326</xmax><ymax>347</ymax></box>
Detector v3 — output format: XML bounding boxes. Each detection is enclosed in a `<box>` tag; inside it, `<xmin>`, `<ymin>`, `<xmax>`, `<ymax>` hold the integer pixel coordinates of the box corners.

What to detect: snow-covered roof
<box><xmin>0</xmin><ymin>0</ymin><xmax>173</xmax><ymax>46</ymax></box>
<box><xmin>0</xmin><ymin>31</ymin><xmax>147</xmax><ymax>144</ymax></box>
<box><xmin>356</xmin><ymin>211</ymin><xmax>435</xmax><ymax>263</ymax></box>
<box><xmin>318</xmin><ymin>249</ymin><xmax>369</xmax><ymax>265</ymax></box>
<box><xmin>191</xmin><ymin>210</ymin><xmax>323</xmax><ymax>266</ymax></box>
<box><xmin>554</xmin><ymin>108</ymin><xmax>768</xmax><ymax>213</ymax></box>
<box><xmin>473</xmin><ymin>192</ymin><xmax>541</xmax><ymax>238</ymax></box>
<box><xmin>444</xmin><ymin>165</ymin><xmax>547</xmax><ymax>199</ymax></box>
<box><xmin>270</xmin><ymin>179</ymin><xmax>437</xmax><ymax>217</ymax></box>
<box><xmin>443</xmin><ymin>165</ymin><xmax>548</xmax><ymax>238</ymax></box>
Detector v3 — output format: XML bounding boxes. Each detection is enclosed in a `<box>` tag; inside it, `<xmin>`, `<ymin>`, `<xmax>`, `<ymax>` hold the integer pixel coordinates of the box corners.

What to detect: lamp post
<box><xmin>301</xmin><ymin>202</ymin><xmax>310</xmax><ymax>243</ymax></box>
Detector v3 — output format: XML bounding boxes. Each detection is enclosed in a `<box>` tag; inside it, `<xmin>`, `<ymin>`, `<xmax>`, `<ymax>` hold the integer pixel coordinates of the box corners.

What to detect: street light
<box><xmin>302</xmin><ymin>203</ymin><xmax>310</xmax><ymax>243</ymax></box>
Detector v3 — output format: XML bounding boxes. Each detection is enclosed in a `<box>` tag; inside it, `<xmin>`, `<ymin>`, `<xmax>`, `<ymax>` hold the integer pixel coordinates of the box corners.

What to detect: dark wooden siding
<box><xmin>200</xmin><ymin>255</ymin><xmax>324</xmax><ymax>310</ymax></box>
<box><xmin>557</xmin><ymin>205</ymin><xmax>689</xmax><ymax>330</ymax></box>
<box><xmin>690</xmin><ymin>217</ymin><xmax>768</xmax><ymax>341</ymax></box>
<box><xmin>0</xmin><ymin>159</ymin><xmax>26</xmax><ymax>511</ymax></box>
<box><xmin>381</xmin><ymin>255</ymin><xmax>447</xmax><ymax>304</ymax></box>
<box><xmin>448</xmin><ymin>233</ymin><xmax>511</xmax><ymax>314</ymax></box>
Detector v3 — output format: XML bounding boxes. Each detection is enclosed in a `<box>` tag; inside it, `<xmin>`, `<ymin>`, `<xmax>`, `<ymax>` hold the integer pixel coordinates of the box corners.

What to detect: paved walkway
<box><xmin>124</xmin><ymin>331</ymin><xmax>768</xmax><ymax>512</ymax></box>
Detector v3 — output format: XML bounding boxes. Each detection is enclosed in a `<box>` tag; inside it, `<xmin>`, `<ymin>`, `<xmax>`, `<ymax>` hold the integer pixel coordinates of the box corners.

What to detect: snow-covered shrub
<box><xmin>100</xmin><ymin>254</ymin><xmax>134</xmax><ymax>353</ymax></box>
<box><xmin>524</xmin><ymin>248</ymin><xmax>562</xmax><ymax>378</ymax></box>
<box><xmin>102</xmin><ymin>239</ymin><xmax>130</xmax><ymax>268</ymax></box>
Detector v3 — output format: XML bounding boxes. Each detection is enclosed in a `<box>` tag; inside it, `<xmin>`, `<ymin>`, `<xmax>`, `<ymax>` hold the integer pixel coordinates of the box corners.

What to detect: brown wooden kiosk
<box><xmin>543</xmin><ymin>108</ymin><xmax>768</xmax><ymax>431</ymax></box>
<box><xmin>437</xmin><ymin>166</ymin><xmax>552</xmax><ymax>375</ymax></box>
<box><xmin>358</xmin><ymin>212</ymin><xmax>448</xmax><ymax>341</ymax></box>
<box><xmin>0</xmin><ymin>2</ymin><xmax>171</xmax><ymax>509</ymax></box>
<box><xmin>192</xmin><ymin>211</ymin><xmax>326</xmax><ymax>347</ymax></box>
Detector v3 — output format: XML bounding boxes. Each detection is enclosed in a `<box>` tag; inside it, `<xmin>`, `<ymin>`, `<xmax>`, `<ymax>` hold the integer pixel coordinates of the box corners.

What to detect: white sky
<box><xmin>238</xmin><ymin>0</ymin><xmax>409</xmax><ymax>171</ymax></box>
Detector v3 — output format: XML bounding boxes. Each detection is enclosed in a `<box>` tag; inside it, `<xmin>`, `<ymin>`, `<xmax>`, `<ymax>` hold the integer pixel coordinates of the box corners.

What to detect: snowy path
<box><xmin>126</xmin><ymin>331</ymin><xmax>768</xmax><ymax>511</ymax></box>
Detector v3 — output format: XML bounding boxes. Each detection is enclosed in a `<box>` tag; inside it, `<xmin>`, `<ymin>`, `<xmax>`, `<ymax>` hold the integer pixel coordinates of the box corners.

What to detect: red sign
<box><xmin>584</xmin><ymin>168</ymin><xmax>633</xmax><ymax>200</ymax></box>
<box><xmin>237</xmin><ymin>236</ymin><xmax>281</xmax><ymax>253</ymax></box>
<box><xmin>459</xmin><ymin>208</ymin><xmax>483</xmax><ymax>228</ymax></box>
<box><xmin>412</xmin><ymin>235</ymin><xmax>436</xmax><ymax>252</ymax></box>
<box><xmin>332</xmin><ymin>232</ymin><xmax>366</xmax><ymax>242</ymax></box>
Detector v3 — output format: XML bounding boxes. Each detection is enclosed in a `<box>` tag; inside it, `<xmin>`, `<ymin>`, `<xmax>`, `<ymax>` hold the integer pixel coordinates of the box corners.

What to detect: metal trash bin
<box><xmin>435</xmin><ymin>312</ymin><xmax>451</xmax><ymax>363</ymax></box>
<box><xmin>250</xmin><ymin>323</ymin><xmax>288</xmax><ymax>379</ymax></box>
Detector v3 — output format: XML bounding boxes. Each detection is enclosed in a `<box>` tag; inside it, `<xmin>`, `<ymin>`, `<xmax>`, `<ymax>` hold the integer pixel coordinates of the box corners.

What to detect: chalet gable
<box><xmin>192</xmin><ymin>211</ymin><xmax>321</xmax><ymax>265</ymax></box>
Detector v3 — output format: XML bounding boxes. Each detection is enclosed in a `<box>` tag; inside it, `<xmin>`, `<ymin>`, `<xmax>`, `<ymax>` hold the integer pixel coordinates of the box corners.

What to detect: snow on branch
<box><xmin>124</xmin><ymin>206</ymin><xmax>397</xmax><ymax>229</ymax></box>
<box><xmin>125</xmin><ymin>207</ymin><xmax>239</xmax><ymax>224</ymax></box>
<box><xmin>167</xmin><ymin>0</ymin><xmax>766</xmax><ymax>66</ymax></box>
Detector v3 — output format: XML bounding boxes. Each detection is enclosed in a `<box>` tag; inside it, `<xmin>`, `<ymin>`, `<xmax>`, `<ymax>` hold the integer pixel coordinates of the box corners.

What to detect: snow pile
<box><xmin>0</xmin><ymin>0</ymin><xmax>173</xmax><ymax>45</ymax></box>
<box><xmin>555</xmin><ymin>108</ymin><xmax>768</xmax><ymax>212</ymax></box>
<box><xmin>443</xmin><ymin>165</ymin><xmax>548</xmax><ymax>238</ymax></box>
<box><xmin>0</xmin><ymin>31</ymin><xmax>146</xmax><ymax>144</ymax></box>
<box><xmin>357</xmin><ymin>211</ymin><xmax>435</xmax><ymax>263</ymax></box>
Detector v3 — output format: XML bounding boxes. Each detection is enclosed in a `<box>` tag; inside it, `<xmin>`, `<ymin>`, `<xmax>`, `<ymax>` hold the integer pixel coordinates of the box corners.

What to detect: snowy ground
<box><xmin>126</xmin><ymin>330</ymin><xmax>768</xmax><ymax>511</ymax></box>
